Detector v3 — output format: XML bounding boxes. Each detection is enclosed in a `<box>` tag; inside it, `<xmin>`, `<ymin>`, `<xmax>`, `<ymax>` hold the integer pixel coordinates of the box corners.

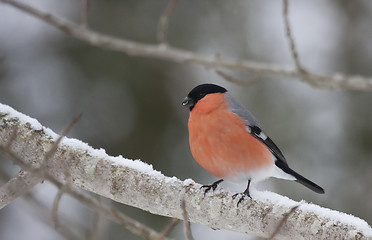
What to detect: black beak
<box><xmin>182</xmin><ymin>96</ymin><xmax>195</xmax><ymax>109</ymax></box>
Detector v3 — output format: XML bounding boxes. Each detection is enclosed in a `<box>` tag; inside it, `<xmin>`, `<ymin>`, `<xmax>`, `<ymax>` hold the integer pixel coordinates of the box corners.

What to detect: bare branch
<box><xmin>2</xmin><ymin>0</ymin><xmax>372</xmax><ymax>91</ymax></box>
<box><xmin>0</xmin><ymin>167</ymin><xmax>84</xmax><ymax>240</ymax></box>
<box><xmin>87</xmin><ymin>196</ymin><xmax>106</xmax><ymax>240</ymax></box>
<box><xmin>24</xmin><ymin>192</ymin><xmax>85</xmax><ymax>240</ymax></box>
<box><xmin>81</xmin><ymin>0</ymin><xmax>89</xmax><ymax>27</ymax></box>
<box><xmin>0</xmin><ymin>169</ymin><xmax>41</xmax><ymax>210</ymax></box>
<box><xmin>52</xmin><ymin>185</ymin><xmax>67</xmax><ymax>229</ymax></box>
<box><xmin>282</xmin><ymin>0</ymin><xmax>305</xmax><ymax>73</ymax></box>
<box><xmin>157</xmin><ymin>0</ymin><xmax>180</xmax><ymax>44</ymax></box>
<box><xmin>268</xmin><ymin>204</ymin><xmax>300</xmax><ymax>240</ymax></box>
<box><xmin>44</xmin><ymin>113</ymin><xmax>82</xmax><ymax>161</ymax></box>
<box><xmin>158</xmin><ymin>218</ymin><xmax>180</xmax><ymax>240</ymax></box>
<box><xmin>181</xmin><ymin>199</ymin><xmax>194</xmax><ymax>240</ymax></box>
<box><xmin>53</xmin><ymin>178</ymin><xmax>174</xmax><ymax>240</ymax></box>
<box><xmin>216</xmin><ymin>70</ymin><xmax>260</xmax><ymax>86</ymax></box>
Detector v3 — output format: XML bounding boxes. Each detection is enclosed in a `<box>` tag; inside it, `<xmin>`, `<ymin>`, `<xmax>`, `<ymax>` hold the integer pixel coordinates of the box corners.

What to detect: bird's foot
<box><xmin>232</xmin><ymin>190</ymin><xmax>251</xmax><ymax>206</ymax></box>
<box><xmin>200</xmin><ymin>179</ymin><xmax>224</xmax><ymax>195</ymax></box>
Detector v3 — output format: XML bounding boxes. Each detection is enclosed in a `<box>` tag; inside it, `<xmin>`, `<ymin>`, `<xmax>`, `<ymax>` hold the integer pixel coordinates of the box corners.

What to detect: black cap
<box><xmin>182</xmin><ymin>84</ymin><xmax>227</xmax><ymax>111</ymax></box>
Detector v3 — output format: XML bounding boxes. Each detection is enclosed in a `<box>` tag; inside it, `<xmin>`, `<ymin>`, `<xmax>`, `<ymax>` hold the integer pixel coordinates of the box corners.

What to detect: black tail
<box><xmin>293</xmin><ymin>171</ymin><xmax>325</xmax><ymax>194</ymax></box>
<box><xmin>275</xmin><ymin>160</ymin><xmax>325</xmax><ymax>194</ymax></box>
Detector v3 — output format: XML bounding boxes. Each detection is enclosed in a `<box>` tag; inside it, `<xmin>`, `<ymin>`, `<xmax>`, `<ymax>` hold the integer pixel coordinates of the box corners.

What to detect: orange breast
<box><xmin>188</xmin><ymin>93</ymin><xmax>273</xmax><ymax>179</ymax></box>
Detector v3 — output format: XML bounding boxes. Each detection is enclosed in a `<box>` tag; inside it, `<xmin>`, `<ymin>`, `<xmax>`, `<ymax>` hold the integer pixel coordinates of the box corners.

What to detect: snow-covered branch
<box><xmin>1</xmin><ymin>0</ymin><xmax>372</xmax><ymax>91</ymax></box>
<box><xmin>1</xmin><ymin>103</ymin><xmax>371</xmax><ymax>239</ymax></box>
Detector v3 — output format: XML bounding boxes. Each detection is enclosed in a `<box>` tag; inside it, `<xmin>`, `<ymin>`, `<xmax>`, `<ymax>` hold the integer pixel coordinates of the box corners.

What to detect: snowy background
<box><xmin>1</xmin><ymin>0</ymin><xmax>372</xmax><ymax>239</ymax></box>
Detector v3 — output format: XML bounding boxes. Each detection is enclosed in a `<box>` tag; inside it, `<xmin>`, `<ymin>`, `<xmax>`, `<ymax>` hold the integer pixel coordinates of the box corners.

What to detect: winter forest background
<box><xmin>1</xmin><ymin>0</ymin><xmax>372</xmax><ymax>239</ymax></box>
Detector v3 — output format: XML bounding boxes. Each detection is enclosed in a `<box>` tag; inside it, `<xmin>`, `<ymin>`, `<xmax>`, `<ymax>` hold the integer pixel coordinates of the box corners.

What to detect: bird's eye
<box><xmin>198</xmin><ymin>93</ymin><xmax>206</xmax><ymax>98</ymax></box>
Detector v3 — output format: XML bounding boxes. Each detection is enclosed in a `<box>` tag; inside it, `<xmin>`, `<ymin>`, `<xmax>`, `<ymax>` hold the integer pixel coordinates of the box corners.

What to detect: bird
<box><xmin>182</xmin><ymin>83</ymin><xmax>324</xmax><ymax>205</ymax></box>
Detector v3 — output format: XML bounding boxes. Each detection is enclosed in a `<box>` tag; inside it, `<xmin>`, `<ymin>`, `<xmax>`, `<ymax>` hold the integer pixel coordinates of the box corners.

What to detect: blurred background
<box><xmin>1</xmin><ymin>0</ymin><xmax>372</xmax><ymax>239</ymax></box>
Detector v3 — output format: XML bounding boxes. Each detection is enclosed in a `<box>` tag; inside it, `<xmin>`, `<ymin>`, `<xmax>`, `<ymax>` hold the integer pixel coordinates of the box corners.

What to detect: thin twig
<box><xmin>31</xmin><ymin>113</ymin><xmax>81</xmax><ymax>180</ymax></box>
<box><xmin>44</xmin><ymin>113</ymin><xmax>82</xmax><ymax>161</ymax></box>
<box><xmin>51</xmin><ymin>177</ymin><xmax>172</xmax><ymax>240</ymax></box>
<box><xmin>157</xmin><ymin>0</ymin><xmax>180</xmax><ymax>44</ymax></box>
<box><xmin>282</xmin><ymin>0</ymin><xmax>305</xmax><ymax>73</ymax></box>
<box><xmin>86</xmin><ymin>196</ymin><xmax>105</xmax><ymax>240</ymax></box>
<box><xmin>2</xmin><ymin>0</ymin><xmax>372</xmax><ymax>91</ymax></box>
<box><xmin>158</xmin><ymin>218</ymin><xmax>180</xmax><ymax>240</ymax></box>
<box><xmin>268</xmin><ymin>204</ymin><xmax>300</xmax><ymax>240</ymax></box>
<box><xmin>181</xmin><ymin>199</ymin><xmax>194</xmax><ymax>240</ymax></box>
<box><xmin>0</xmin><ymin>169</ymin><xmax>41</xmax><ymax>210</ymax></box>
<box><xmin>52</xmin><ymin>184</ymin><xmax>67</xmax><ymax>229</ymax></box>
<box><xmin>0</xmin><ymin>167</ymin><xmax>84</xmax><ymax>240</ymax></box>
<box><xmin>22</xmin><ymin>189</ymin><xmax>84</xmax><ymax>240</ymax></box>
<box><xmin>216</xmin><ymin>70</ymin><xmax>261</xmax><ymax>86</ymax></box>
<box><xmin>81</xmin><ymin>0</ymin><xmax>89</xmax><ymax>28</ymax></box>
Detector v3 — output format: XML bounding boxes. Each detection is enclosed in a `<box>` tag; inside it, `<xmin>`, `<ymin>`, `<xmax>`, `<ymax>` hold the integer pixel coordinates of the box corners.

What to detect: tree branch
<box><xmin>80</xmin><ymin>0</ymin><xmax>89</xmax><ymax>28</ymax></box>
<box><xmin>52</xmin><ymin>185</ymin><xmax>67</xmax><ymax>229</ymax></box>
<box><xmin>0</xmin><ymin>108</ymin><xmax>171</xmax><ymax>240</ymax></box>
<box><xmin>216</xmin><ymin>70</ymin><xmax>261</xmax><ymax>86</ymax></box>
<box><xmin>181</xmin><ymin>199</ymin><xmax>194</xmax><ymax>240</ymax></box>
<box><xmin>0</xmin><ymin>169</ymin><xmax>41</xmax><ymax>210</ymax></box>
<box><xmin>1</xmin><ymin>0</ymin><xmax>372</xmax><ymax>91</ymax></box>
<box><xmin>282</xmin><ymin>0</ymin><xmax>305</xmax><ymax>73</ymax></box>
<box><xmin>157</xmin><ymin>0</ymin><xmax>180</xmax><ymax>44</ymax></box>
<box><xmin>0</xmin><ymin>168</ymin><xmax>84</xmax><ymax>239</ymax></box>
<box><xmin>1</xmin><ymin>145</ymin><xmax>172</xmax><ymax>240</ymax></box>
<box><xmin>158</xmin><ymin>218</ymin><xmax>180</xmax><ymax>240</ymax></box>
<box><xmin>268</xmin><ymin>204</ymin><xmax>300</xmax><ymax>240</ymax></box>
<box><xmin>1</xmin><ymin>104</ymin><xmax>371</xmax><ymax>239</ymax></box>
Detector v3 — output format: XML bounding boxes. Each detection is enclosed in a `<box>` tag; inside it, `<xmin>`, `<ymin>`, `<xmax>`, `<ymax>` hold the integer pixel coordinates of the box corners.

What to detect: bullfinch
<box><xmin>182</xmin><ymin>83</ymin><xmax>324</xmax><ymax>205</ymax></box>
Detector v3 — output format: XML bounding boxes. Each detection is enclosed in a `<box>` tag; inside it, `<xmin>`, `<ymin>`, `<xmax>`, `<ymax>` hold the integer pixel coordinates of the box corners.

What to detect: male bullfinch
<box><xmin>182</xmin><ymin>84</ymin><xmax>324</xmax><ymax>205</ymax></box>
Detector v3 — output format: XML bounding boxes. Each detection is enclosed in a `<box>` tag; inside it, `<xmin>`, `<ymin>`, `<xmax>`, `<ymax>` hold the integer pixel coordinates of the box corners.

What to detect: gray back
<box><xmin>226</xmin><ymin>92</ymin><xmax>262</xmax><ymax>128</ymax></box>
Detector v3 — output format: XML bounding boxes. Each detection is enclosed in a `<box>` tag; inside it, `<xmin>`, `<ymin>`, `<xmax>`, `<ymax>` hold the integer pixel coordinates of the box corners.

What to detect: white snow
<box><xmin>164</xmin><ymin>176</ymin><xmax>178</xmax><ymax>184</ymax></box>
<box><xmin>254</xmin><ymin>190</ymin><xmax>372</xmax><ymax>237</ymax></box>
<box><xmin>183</xmin><ymin>178</ymin><xmax>196</xmax><ymax>186</ymax></box>
<box><xmin>0</xmin><ymin>102</ymin><xmax>165</xmax><ymax>179</ymax></box>
<box><xmin>0</xmin><ymin>103</ymin><xmax>42</xmax><ymax>130</ymax></box>
<box><xmin>1</xmin><ymin>102</ymin><xmax>371</xmax><ymax>237</ymax></box>
<box><xmin>43</xmin><ymin>127</ymin><xmax>60</xmax><ymax>140</ymax></box>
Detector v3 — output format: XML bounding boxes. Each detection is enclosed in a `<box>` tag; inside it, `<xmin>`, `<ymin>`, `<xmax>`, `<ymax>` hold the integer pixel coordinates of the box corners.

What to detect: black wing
<box><xmin>250</xmin><ymin>126</ymin><xmax>325</xmax><ymax>194</ymax></box>
<box><xmin>249</xmin><ymin>125</ymin><xmax>288</xmax><ymax>165</ymax></box>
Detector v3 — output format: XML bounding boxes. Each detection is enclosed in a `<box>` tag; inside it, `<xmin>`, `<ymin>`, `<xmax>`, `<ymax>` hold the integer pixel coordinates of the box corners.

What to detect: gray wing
<box><xmin>226</xmin><ymin>93</ymin><xmax>288</xmax><ymax>164</ymax></box>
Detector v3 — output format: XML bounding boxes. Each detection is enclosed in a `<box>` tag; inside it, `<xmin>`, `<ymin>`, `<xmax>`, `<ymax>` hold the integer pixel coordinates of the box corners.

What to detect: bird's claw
<box><xmin>201</xmin><ymin>184</ymin><xmax>217</xmax><ymax>195</ymax></box>
<box><xmin>232</xmin><ymin>192</ymin><xmax>252</xmax><ymax>206</ymax></box>
<box><xmin>200</xmin><ymin>179</ymin><xmax>223</xmax><ymax>195</ymax></box>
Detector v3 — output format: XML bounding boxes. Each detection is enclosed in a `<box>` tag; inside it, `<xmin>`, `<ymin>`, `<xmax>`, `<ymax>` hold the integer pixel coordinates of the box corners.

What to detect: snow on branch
<box><xmin>1</xmin><ymin>103</ymin><xmax>372</xmax><ymax>239</ymax></box>
<box><xmin>1</xmin><ymin>0</ymin><xmax>372</xmax><ymax>91</ymax></box>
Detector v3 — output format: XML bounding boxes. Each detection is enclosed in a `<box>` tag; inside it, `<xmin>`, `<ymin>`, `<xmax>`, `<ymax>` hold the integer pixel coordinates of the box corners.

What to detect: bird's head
<box><xmin>182</xmin><ymin>84</ymin><xmax>227</xmax><ymax>111</ymax></box>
